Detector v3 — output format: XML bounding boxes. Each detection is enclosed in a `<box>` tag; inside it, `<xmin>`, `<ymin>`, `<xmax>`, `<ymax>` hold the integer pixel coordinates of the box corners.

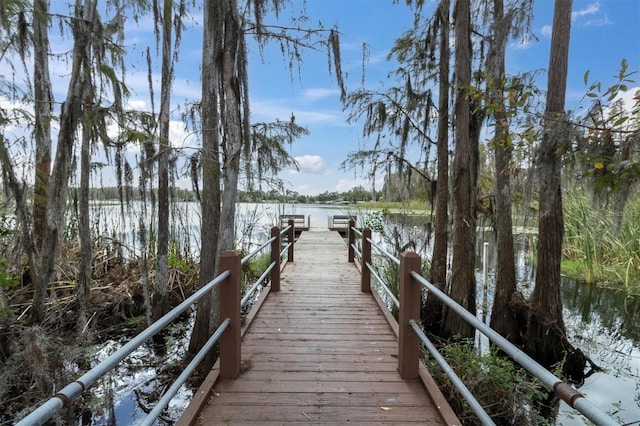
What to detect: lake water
<box><xmin>86</xmin><ymin>202</ymin><xmax>638</xmax><ymax>425</ymax></box>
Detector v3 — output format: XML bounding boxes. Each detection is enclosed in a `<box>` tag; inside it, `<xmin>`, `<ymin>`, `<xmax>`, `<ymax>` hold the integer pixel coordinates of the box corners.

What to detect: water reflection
<box><xmin>559</xmin><ymin>280</ymin><xmax>640</xmax><ymax>425</ymax></box>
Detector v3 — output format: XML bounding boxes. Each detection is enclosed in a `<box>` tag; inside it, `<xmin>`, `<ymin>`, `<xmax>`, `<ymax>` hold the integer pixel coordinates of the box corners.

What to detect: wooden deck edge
<box><xmin>177</xmin><ymin>283</ymin><xmax>273</xmax><ymax>426</ymax></box>
<box><xmin>175</xmin><ymin>360</ymin><xmax>219</xmax><ymax>426</ymax></box>
<box><xmin>370</xmin><ymin>279</ymin><xmax>460</xmax><ymax>426</ymax></box>
<box><xmin>420</xmin><ymin>364</ymin><xmax>461</xmax><ymax>426</ymax></box>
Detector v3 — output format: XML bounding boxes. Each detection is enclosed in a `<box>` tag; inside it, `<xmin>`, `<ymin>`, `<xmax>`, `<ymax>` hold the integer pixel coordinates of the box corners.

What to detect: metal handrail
<box><xmin>366</xmin><ymin>261</ymin><xmax>399</xmax><ymax>308</ymax></box>
<box><xmin>280</xmin><ymin>224</ymin><xmax>292</xmax><ymax>235</ymax></box>
<box><xmin>369</xmin><ymin>238</ymin><xmax>400</xmax><ymax>266</ymax></box>
<box><xmin>140</xmin><ymin>318</ymin><xmax>231</xmax><ymax>426</ymax></box>
<box><xmin>409</xmin><ymin>270</ymin><xmax>618</xmax><ymax>426</ymax></box>
<box><xmin>409</xmin><ymin>320</ymin><xmax>495</xmax><ymax>426</ymax></box>
<box><xmin>241</xmin><ymin>236</ymin><xmax>276</xmax><ymax>266</ymax></box>
<box><xmin>16</xmin><ymin>269</ymin><xmax>231</xmax><ymax>426</ymax></box>
<box><xmin>351</xmin><ymin>244</ymin><xmax>361</xmax><ymax>260</ymax></box>
<box><xmin>19</xmin><ymin>221</ymin><xmax>300</xmax><ymax>426</ymax></box>
<box><xmin>349</xmin><ymin>225</ymin><xmax>616</xmax><ymax>425</ymax></box>
<box><xmin>241</xmin><ymin>261</ymin><xmax>276</xmax><ymax>308</ymax></box>
<box><xmin>280</xmin><ymin>242</ymin><xmax>291</xmax><ymax>259</ymax></box>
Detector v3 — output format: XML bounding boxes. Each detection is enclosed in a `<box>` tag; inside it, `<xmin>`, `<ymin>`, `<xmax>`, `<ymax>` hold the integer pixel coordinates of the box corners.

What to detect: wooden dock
<box><xmin>179</xmin><ymin>230</ymin><xmax>458</xmax><ymax>425</ymax></box>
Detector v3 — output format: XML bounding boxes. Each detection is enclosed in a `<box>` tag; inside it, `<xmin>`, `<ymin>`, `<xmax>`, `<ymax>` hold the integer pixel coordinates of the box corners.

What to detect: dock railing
<box><xmin>16</xmin><ymin>219</ymin><xmax>298</xmax><ymax>426</ymax></box>
<box><xmin>347</xmin><ymin>219</ymin><xmax>618</xmax><ymax>426</ymax></box>
<box><xmin>280</xmin><ymin>214</ymin><xmax>308</xmax><ymax>231</ymax></box>
<box><xmin>329</xmin><ymin>214</ymin><xmax>355</xmax><ymax>232</ymax></box>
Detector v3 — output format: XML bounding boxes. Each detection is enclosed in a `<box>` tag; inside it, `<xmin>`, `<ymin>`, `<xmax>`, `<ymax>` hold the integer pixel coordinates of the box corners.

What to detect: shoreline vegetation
<box><xmin>2</xmin><ymin>187</ymin><xmax>637</xmax><ymax>294</ymax></box>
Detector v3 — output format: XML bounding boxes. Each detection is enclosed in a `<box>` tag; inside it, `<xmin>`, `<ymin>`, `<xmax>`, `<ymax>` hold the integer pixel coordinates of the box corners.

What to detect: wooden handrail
<box><xmin>398</xmin><ymin>251</ymin><xmax>421</xmax><ymax>379</ymax></box>
<box><xmin>347</xmin><ymin>218</ymin><xmax>355</xmax><ymax>262</ymax></box>
<box><xmin>361</xmin><ymin>228</ymin><xmax>371</xmax><ymax>293</ymax></box>
<box><xmin>270</xmin><ymin>226</ymin><xmax>281</xmax><ymax>292</ymax></box>
<box><xmin>219</xmin><ymin>250</ymin><xmax>242</xmax><ymax>380</ymax></box>
<box><xmin>287</xmin><ymin>218</ymin><xmax>294</xmax><ymax>262</ymax></box>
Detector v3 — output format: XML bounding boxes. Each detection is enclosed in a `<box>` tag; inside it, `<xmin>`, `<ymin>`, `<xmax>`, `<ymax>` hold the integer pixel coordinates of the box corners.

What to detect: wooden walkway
<box><xmin>179</xmin><ymin>230</ymin><xmax>458</xmax><ymax>425</ymax></box>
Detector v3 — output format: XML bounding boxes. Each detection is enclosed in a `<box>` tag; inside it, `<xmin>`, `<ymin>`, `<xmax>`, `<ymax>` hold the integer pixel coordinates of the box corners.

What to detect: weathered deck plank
<box><xmin>186</xmin><ymin>230</ymin><xmax>458</xmax><ymax>425</ymax></box>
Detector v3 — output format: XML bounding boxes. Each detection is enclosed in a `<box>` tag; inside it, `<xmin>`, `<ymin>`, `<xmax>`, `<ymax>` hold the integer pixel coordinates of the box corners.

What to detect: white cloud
<box><xmin>301</xmin><ymin>88</ymin><xmax>341</xmax><ymax>102</ymax></box>
<box><xmin>292</xmin><ymin>155</ymin><xmax>325</xmax><ymax>173</ymax></box>
<box><xmin>251</xmin><ymin>98</ymin><xmax>343</xmax><ymax>125</ymax></box>
<box><xmin>126</xmin><ymin>99</ymin><xmax>149</xmax><ymax>111</ymax></box>
<box><xmin>169</xmin><ymin>120</ymin><xmax>198</xmax><ymax>149</ymax></box>
<box><xmin>571</xmin><ymin>2</ymin><xmax>611</xmax><ymax>27</ymax></box>
<box><xmin>512</xmin><ymin>33</ymin><xmax>537</xmax><ymax>50</ymax></box>
<box><xmin>541</xmin><ymin>25</ymin><xmax>552</xmax><ymax>38</ymax></box>
<box><xmin>572</xmin><ymin>2</ymin><xmax>600</xmax><ymax>20</ymax></box>
<box><xmin>335</xmin><ymin>177</ymin><xmax>369</xmax><ymax>192</ymax></box>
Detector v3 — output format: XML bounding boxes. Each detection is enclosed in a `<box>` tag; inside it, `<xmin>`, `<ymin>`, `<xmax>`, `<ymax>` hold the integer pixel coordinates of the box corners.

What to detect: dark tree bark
<box><xmin>188</xmin><ymin>0</ymin><xmax>223</xmax><ymax>368</ymax></box>
<box><xmin>32</xmin><ymin>0</ymin><xmax>53</xmax><ymax>250</ymax></box>
<box><xmin>219</xmin><ymin>0</ymin><xmax>249</xmax><ymax>252</ymax></box>
<box><xmin>524</xmin><ymin>0</ymin><xmax>572</xmax><ymax>368</ymax></box>
<box><xmin>77</xmin><ymin>91</ymin><xmax>94</xmax><ymax>329</ymax></box>
<box><xmin>487</xmin><ymin>0</ymin><xmax>520</xmax><ymax>344</ymax></box>
<box><xmin>442</xmin><ymin>0</ymin><xmax>477</xmax><ymax>340</ymax></box>
<box><xmin>153</xmin><ymin>0</ymin><xmax>175</xmax><ymax>322</ymax></box>
<box><xmin>423</xmin><ymin>0</ymin><xmax>450</xmax><ymax>334</ymax></box>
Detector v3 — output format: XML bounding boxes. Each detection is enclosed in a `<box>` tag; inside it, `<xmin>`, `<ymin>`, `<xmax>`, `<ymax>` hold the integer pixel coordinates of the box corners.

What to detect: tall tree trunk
<box><xmin>153</xmin><ymin>0</ymin><xmax>174</xmax><ymax>321</ymax></box>
<box><xmin>32</xmin><ymin>0</ymin><xmax>53</xmax><ymax>251</ymax></box>
<box><xmin>77</xmin><ymin>83</ymin><xmax>94</xmax><ymax>330</ymax></box>
<box><xmin>524</xmin><ymin>0</ymin><xmax>572</xmax><ymax>368</ymax></box>
<box><xmin>32</xmin><ymin>0</ymin><xmax>96</xmax><ymax>324</ymax></box>
<box><xmin>442</xmin><ymin>0</ymin><xmax>476</xmax><ymax>340</ymax></box>
<box><xmin>188</xmin><ymin>0</ymin><xmax>222</xmax><ymax>367</ymax></box>
<box><xmin>487</xmin><ymin>0</ymin><xmax>520</xmax><ymax>344</ymax></box>
<box><xmin>424</xmin><ymin>0</ymin><xmax>450</xmax><ymax>334</ymax></box>
<box><xmin>219</xmin><ymin>1</ymin><xmax>248</xmax><ymax>252</ymax></box>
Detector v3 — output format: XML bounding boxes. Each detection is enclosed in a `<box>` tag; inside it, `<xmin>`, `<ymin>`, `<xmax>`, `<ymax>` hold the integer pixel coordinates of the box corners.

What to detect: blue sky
<box><xmin>2</xmin><ymin>1</ymin><xmax>639</xmax><ymax>196</ymax></box>
<box><xmin>234</xmin><ymin>0</ymin><xmax>640</xmax><ymax>196</ymax></box>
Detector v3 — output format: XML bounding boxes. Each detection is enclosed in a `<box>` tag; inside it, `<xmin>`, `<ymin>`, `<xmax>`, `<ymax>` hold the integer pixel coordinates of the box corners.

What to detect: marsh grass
<box><xmin>563</xmin><ymin>192</ymin><xmax>640</xmax><ymax>292</ymax></box>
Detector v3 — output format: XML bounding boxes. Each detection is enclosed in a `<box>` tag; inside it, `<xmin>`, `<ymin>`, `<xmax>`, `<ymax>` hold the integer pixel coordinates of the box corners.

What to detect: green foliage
<box><xmin>364</xmin><ymin>210</ymin><xmax>386</xmax><ymax>233</ymax></box>
<box><xmin>0</xmin><ymin>258</ymin><xmax>18</xmax><ymax>291</ymax></box>
<box><xmin>580</xmin><ymin>59</ymin><xmax>640</xmax><ymax>193</ymax></box>
<box><xmin>241</xmin><ymin>251</ymin><xmax>271</xmax><ymax>292</ymax></box>
<box><xmin>0</xmin><ymin>214</ymin><xmax>19</xmax><ymax>292</ymax></box>
<box><xmin>563</xmin><ymin>191</ymin><xmax>640</xmax><ymax>291</ymax></box>
<box><xmin>427</xmin><ymin>342</ymin><xmax>550</xmax><ymax>425</ymax></box>
<box><xmin>168</xmin><ymin>241</ymin><xmax>189</xmax><ymax>270</ymax></box>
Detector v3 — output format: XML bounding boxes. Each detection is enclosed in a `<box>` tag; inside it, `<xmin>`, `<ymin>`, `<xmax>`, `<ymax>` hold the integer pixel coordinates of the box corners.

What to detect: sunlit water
<box><xmin>83</xmin><ymin>202</ymin><xmax>638</xmax><ymax>425</ymax></box>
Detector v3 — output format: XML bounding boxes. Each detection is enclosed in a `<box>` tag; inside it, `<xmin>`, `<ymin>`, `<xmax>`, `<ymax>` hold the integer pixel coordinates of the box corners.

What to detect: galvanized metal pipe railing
<box><xmin>241</xmin><ymin>262</ymin><xmax>276</xmax><ymax>309</ymax></box>
<box><xmin>19</xmin><ymin>220</ymin><xmax>300</xmax><ymax>426</ymax></box>
<box><xmin>409</xmin><ymin>270</ymin><xmax>618</xmax><ymax>426</ymax></box>
<box><xmin>16</xmin><ymin>269</ymin><xmax>231</xmax><ymax>426</ymax></box>
<box><xmin>369</xmin><ymin>239</ymin><xmax>400</xmax><ymax>266</ymax></box>
<box><xmin>241</xmin><ymin>236</ymin><xmax>276</xmax><ymax>266</ymax></box>
<box><xmin>409</xmin><ymin>319</ymin><xmax>495</xmax><ymax>426</ymax></box>
<box><xmin>360</xmin><ymin>226</ymin><xmax>400</xmax><ymax>302</ymax></box>
<box><xmin>349</xmin><ymin>226</ymin><xmax>363</xmax><ymax>256</ymax></box>
<box><xmin>140</xmin><ymin>318</ymin><xmax>231</xmax><ymax>426</ymax></box>
<box><xmin>349</xmin><ymin>225</ymin><xmax>617</xmax><ymax>426</ymax></box>
<box><xmin>367</xmin><ymin>261</ymin><xmax>400</xmax><ymax>309</ymax></box>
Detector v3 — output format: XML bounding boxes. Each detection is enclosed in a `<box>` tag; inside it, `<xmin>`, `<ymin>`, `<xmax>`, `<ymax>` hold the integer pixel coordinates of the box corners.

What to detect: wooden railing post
<box><xmin>347</xmin><ymin>218</ymin><xmax>355</xmax><ymax>263</ymax></box>
<box><xmin>219</xmin><ymin>250</ymin><xmax>241</xmax><ymax>380</ymax></box>
<box><xmin>398</xmin><ymin>251</ymin><xmax>421</xmax><ymax>379</ymax></box>
<box><xmin>361</xmin><ymin>228</ymin><xmax>371</xmax><ymax>293</ymax></box>
<box><xmin>287</xmin><ymin>218</ymin><xmax>294</xmax><ymax>263</ymax></box>
<box><xmin>270</xmin><ymin>226</ymin><xmax>281</xmax><ymax>292</ymax></box>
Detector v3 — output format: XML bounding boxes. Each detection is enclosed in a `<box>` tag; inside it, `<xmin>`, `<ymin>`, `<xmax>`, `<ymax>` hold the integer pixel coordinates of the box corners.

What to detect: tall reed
<box><xmin>563</xmin><ymin>191</ymin><xmax>640</xmax><ymax>291</ymax></box>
